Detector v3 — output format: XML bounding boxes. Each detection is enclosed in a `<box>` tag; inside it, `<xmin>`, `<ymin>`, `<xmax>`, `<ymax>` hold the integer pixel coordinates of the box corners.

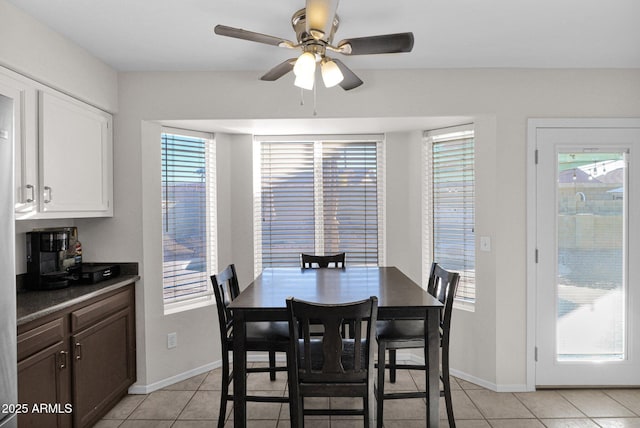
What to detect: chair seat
<box><xmin>376</xmin><ymin>320</ymin><xmax>424</xmax><ymax>340</ymax></box>
<box><xmin>243</xmin><ymin>321</ymin><xmax>290</xmax><ymax>343</ymax></box>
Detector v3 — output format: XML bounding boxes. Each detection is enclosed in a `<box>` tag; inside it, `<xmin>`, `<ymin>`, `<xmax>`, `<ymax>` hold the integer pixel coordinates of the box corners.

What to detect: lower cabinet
<box><xmin>17</xmin><ymin>318</ymin><xmax>72</xmax><ymax>428</ymax></box>
<box><xmin>17</xmin><ymin>284</ymin><xmax>136</xmax><ymax>428</ymax></box>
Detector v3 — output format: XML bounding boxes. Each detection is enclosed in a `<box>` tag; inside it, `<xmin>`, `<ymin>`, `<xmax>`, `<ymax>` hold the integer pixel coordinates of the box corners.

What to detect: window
<box><xmin>254</xmin><ymin>135</ymin><xmax>385</xmax><ymax>272</ymax></box>
<box><xmin>161</xmin><ymin>129</ymin><xmax>217</xmax><ymax>309</ymax></box>
<box><xmin>423</xmin><ymin>125</ymin><xmax>476</xmax><ymax>305</ymax></box>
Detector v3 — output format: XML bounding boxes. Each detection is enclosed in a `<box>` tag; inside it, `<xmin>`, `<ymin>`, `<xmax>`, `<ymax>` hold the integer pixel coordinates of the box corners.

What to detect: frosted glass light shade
<box><xmin>293</xmin><ymin>52</ymin><xmax>316</xmax><ymax>77</ymax></box>
<box><xmin>294</xmin><ymin>73</ymin><xmax>315</xmax><ymax>90</ymax></box>
<box><xmin>321</xmin><ymin>59</ymin><xmax>344</xmax><ymax>88</ymax></box>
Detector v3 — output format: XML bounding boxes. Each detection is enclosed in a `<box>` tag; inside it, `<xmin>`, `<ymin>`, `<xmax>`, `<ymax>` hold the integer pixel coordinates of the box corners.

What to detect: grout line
<box><xmin>601</xmin><ymin>388</ymin><xmax>640</xmax><ymax>417</ymax></box>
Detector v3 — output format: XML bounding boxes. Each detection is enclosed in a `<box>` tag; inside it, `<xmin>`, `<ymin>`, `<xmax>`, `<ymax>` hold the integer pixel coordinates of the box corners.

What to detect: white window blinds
<box><xmin>424</xmin><ymin>126</ymin><xmax>476</xmax><ymax>303</ymax></box>
<box><xmin>255</xmin><ymin>136</ymin><xmax>384</xmax><ymax>271</ymax></box>
<box><xmin>259</xmin><ymin>141</ymin><xmax>316</xmax><ymax>267</ymax></box>
<box><xmin>322</xmin><ymin>142</ymin><xmax>380</xmax><ymax>265</ymax></box>
<box><xmin>161</xmin><ymin>130</ymin><xmax>217</xmax><ymax>305</ymax></box>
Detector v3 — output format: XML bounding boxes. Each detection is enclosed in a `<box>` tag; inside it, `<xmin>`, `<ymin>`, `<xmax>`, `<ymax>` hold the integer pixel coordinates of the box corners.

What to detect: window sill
<box><xmin>453</xmin><ymin>299</ymin><xmax>475</xmax><ymax>313</ymax></box>
<box><xmin>164</xmin><ymin>294</ymin><xmax>215</xmax><ymax>315</ymax></box>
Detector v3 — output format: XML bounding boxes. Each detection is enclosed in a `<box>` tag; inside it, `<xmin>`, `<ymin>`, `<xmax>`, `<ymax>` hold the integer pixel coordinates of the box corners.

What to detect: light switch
<box><xmin>480</xmin><ymin>236</ymin><xmax>491</xmax><ymax>252</ymax></box>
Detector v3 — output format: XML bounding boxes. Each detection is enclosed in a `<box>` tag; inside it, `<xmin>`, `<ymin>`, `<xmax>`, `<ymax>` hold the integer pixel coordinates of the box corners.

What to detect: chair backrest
<box><xmin>300</xmin><ymin>252</ymin><xmax>346</xmax><ymax>269</ymax></box>
<box><xmin>286</xmin><ymin>296</ymin><xmax>378</xmax><ymax>383</ymax></box>
<box><xmin>426</xmin><ymin>262</ymin><xmax>460</xmax><ymax>343</ymax></box>
<box><xmin>210</xmin><ymin>264</ymin><xmax>241</xmax><ymax>341</ymax></box>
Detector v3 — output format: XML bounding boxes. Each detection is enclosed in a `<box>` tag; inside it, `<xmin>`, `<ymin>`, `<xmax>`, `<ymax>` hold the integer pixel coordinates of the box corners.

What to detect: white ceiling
<box><xmin>7</xmin><ymin>0</ymin><xmax>640</xmax><ymax>72</ymax></box>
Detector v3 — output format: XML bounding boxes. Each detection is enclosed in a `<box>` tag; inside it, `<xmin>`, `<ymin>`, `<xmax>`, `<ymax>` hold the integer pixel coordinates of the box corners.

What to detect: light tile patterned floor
<box><xmin>95</xmin><ymin>364</ymin><xmax>640</xmax><ymax>427</ymax></box>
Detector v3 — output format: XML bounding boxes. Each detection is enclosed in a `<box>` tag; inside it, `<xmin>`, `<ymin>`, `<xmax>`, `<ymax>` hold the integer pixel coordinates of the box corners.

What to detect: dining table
<box><xmin>228</xmin><ymin>266</ymin><xmax>444</xmax><ymax>427</ymax></box>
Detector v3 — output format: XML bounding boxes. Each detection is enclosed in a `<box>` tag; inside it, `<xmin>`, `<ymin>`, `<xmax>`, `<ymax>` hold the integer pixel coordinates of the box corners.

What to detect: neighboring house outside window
<box><xmin>423</xmin><ymin>125</ymin><xmax>476</xmax><ymax>307</ymax></box>
<box><xmin>253</xmin><ymin>135</ymin><xmax>385</xmax><ymax>275</ymax></box>
<box><xmin>161</xmin><ymin>129</ymin><xmax>217</xmax><ymax>312</ymax></box>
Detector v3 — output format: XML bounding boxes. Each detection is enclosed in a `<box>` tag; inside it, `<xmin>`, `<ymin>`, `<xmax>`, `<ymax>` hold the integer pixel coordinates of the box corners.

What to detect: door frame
<box><xmin>526</xmin><ymin>118</ymin><xmax>640</xmax><ymax>391</ymax></box>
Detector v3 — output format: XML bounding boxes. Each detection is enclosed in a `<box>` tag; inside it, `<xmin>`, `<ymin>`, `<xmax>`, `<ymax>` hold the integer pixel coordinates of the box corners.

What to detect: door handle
<box><xmin>58</xmin><ymin>350</ymin><xmax>68</xmax><ymax>369</ymax></box>
<box><xmin>25</xmin><ymin>184</ymin><xmax>35</xmax><ymax>203</ymax></box>
<box><xmin>75</xmin><ymin>342</ymin><xmax>82</xmax><ymax>360</ymax></box>
<box><xmin>44</xmin><ymin>186</ymin><xmax>52</xmax><ymax>204</ymax></box>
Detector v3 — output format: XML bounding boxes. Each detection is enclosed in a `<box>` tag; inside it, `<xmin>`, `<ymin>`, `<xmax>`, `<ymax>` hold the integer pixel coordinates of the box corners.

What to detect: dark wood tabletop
<box><xmin>228</xmin><ymin>266</ymin><xmax>442</xmax><ymax>427</ymax></box>
<box><xmin>229</xmin><ymin>266</ymin><xmax>442</xmax><ymax>314</ymax></box>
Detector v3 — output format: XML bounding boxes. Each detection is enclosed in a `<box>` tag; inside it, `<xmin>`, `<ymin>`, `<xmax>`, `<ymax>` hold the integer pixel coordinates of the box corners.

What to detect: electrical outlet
<box><xmin>167</xmin><ymin>332</ymin><xmax>177</xmax><ymax>349</ymax></box>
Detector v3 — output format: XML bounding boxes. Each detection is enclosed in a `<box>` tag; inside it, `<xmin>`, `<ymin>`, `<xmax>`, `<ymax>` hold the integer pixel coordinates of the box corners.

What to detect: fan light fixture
<box><xmin>293</xmin><ymin>52</ymin><xmax>344</xmax><ymax>90</ymax></box>
<box><xmin>293</xmin><ymin>52</ymin><xmax>317</xmax><ymax>90</ymax></box>
<box><xmin>214</xmin><ymin>0</ymin><xmax>415</xmax><ymax>93</ymax></box>
<box><xmin>294</xmin><ymin>73</ymin><xmax>315</xmax><ymax>90</ymax></box>
<box><xmin>321</xmin><ymin>58</ymin><xmax>343</xmax><ymax>88</ymax></box>
<box><xmin>293</xmin><ymin>51</ymin><xmax>316</xmax><ymax>77</ymax></box>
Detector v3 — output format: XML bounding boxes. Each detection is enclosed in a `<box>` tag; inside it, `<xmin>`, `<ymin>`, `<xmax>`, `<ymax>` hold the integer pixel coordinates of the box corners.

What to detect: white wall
<box><xmin>0</xmin><ymin>0</ymin><xmax>117</xmax><ymax>112</ymax></box>
<box><xmin>88</xmin><ymin>68</ymin><xmax>639</xmax><ymax>391</ymax></box>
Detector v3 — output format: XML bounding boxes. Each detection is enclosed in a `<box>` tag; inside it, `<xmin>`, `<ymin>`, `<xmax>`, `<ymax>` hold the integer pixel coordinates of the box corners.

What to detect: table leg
<box><xmin>233</xmin><ymin>312</ymin><xmax>247</xmax><ymax>428</ymax></box>
<box><xmin>426</xmin><ymin>308</ymin><xmax>440</xmax><ymax>428</ymax></box>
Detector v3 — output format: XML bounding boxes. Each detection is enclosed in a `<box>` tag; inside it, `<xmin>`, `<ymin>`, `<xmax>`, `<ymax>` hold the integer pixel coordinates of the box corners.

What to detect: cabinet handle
<box><xmin>59</xmin><ymin>350</ymin><xmax>68</xmax><ymax>369</ymax></box>
<box><xmin>75</xmin><ymin>342</ymin><xmax>82</xmax><ymax>360</ymax></box>
<box><xmin>25</xmin><ymin>184</ymin><xmax>35</xmax><ymax>203</ymax></box>
<box><xmin>44</xmin><ymin>186</ymin><xmax>52</xmax><ymax>204</ymax></box>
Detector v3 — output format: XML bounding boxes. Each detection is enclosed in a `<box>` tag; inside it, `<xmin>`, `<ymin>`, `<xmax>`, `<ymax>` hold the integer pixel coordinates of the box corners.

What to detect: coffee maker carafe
<box><xmin>26</xmin><ymin>227</ymin><xmax>82</xmax><ymax>290</ymax></box>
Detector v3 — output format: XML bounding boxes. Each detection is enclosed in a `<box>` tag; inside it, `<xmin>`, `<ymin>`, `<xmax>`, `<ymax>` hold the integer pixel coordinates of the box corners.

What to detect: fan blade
<box><xmin>332</xmin><ymin>59</ymin><xmax>363</xmax><ymax>91</ymax></box>
<box><xmin>305</xmin><ymin>0</ymin><xmax>339</xmax><ymax>40</ymax></box>
<box><xmin>214</xmin><ymin>25</ymin><xmax>295</xmax><ymax>48</ymax></box>
<box><xmin>338</xmin><ymin>32</ymin><xmax>414</xmax><ymax>55</ymax></box>
<box><xmin>260</xmin><ymin>59</ymin><xmax>296</xmax><ymax>81</ymax></box>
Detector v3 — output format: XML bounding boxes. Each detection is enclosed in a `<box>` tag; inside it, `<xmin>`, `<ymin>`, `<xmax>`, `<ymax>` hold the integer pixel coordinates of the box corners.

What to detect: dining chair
<box><xmin>286</xmin><ymin>295</ymin><xmax>378</xmax><ymax>427</ymax></box>
<box><xmin>300</xmin><ymin>252</ymin><xmax>351</xmax><ymax>337</ymax></box>
<box><xmin>211</xmin><ymin>264</ymin><xmax>290</xmax><ymax>428</ymax></box>
<box><xmin>375</xmin><ymin>262</ymin><xmax>460</xmax><ymax>428</ymax></box>
<box><xmin>300</xmin><ymin>252</ymin><xmax>346</xmax><ymax>268</ymax></box>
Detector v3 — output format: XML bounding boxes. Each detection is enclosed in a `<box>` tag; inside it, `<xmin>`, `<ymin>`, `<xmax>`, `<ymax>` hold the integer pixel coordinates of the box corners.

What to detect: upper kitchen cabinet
<box><xmin>37</xmin><ymin>91</ymin><xmax>113</xmax><ymax>218</ymax></box>
<box><xmin>0</xmin><ymin>72</ymin><xmax>38</xmax><ymax>217</ymax></box>
<box><xmin>1</xmin><ymin>66</ymin><xmax>114</xmax><ymax>220</ymax></box>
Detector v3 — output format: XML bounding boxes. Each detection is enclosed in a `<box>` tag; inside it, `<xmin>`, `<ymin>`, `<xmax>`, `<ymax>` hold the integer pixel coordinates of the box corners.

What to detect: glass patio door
<box><xmin>535</xmin><ymin>126</ymin><xmax>640</xmax><ymax>386</ymax></box>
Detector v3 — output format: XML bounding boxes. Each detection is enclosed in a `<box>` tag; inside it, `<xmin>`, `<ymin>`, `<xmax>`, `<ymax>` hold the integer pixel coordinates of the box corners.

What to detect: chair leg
<box><xmin>376</xmin><ymin>341</ymin><xmax>386</xmax><ymax>428</ymax></box>
<box><xmin>290</xmin><ymin>395</ymin><xmax>304</xmax><ymax>428</ymax></box>
<box><xmin>364</xmin><ymin>392</ymin><xmax>370</xmax><ymax>428</ymax></box>
<box><xmin>442</xmin><ymin>347</ymin><xmax>455</xmax><ymax>428</ymax></box>
<box><xmin>287</xmin><ymin>350</ymin><xmax>304</xmax><ymax>428</ymax></box>
<box><xmin>218</xmin><ymin>351</ymin><xmax>230</xmax><ymax>428</ymax></box>
<box><xmin>389</xmin><ymin>349</ymin><xmax>397</xmax><ymax>383</ymax></box>
<box><xmin>268</xmin><ymin>350</ymin><xmax>276</xmax><ymax>381</ymax></box>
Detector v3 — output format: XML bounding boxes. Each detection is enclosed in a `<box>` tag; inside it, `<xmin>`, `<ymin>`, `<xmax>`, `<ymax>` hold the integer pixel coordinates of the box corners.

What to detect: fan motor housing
<box><xmin>292</xmin><ymin>8</ymin><xmax>340</xmax><ymax>45</ymax></box>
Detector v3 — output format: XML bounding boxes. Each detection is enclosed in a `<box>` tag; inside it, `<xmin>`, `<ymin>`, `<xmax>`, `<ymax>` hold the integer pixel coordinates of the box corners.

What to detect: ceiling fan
<box><xmin>214</xmin><ymin>0</ymin><xmax>414</xmax><ymax>91</ymax></box>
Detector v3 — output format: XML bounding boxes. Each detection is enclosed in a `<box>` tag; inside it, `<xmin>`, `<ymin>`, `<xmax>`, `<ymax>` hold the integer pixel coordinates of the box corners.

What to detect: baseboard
<box><xmin>401</xmin><ymin>352</ymin><xmax>529</xmax><ymax>393</ymax></box>
<box><xmin>128</xmin><ymin>360</ymin><xmax>222</xmax><ymax>395</ymax></box>
<box><xmin>127</xmin><ymin>351</ymin><xmax>529</xmax><ymax>395</ymax></box>
<box><xmin>127</xmin><ymin>352</ymin><xmax>284</xmax><ymax>394</ymax></box>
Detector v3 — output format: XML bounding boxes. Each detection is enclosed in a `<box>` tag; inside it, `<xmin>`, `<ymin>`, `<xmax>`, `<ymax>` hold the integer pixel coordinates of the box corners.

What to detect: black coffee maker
<box><xmin>26</xmin><ymin>227</ymin><xmax>82</xmax><ymax>290</ymax></box>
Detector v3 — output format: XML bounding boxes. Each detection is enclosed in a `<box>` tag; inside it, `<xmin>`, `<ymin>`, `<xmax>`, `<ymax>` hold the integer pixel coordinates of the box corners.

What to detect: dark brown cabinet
<box><xmin>17</xmin><ymin>283</ymin><xmax>136</xmax><ymax>428</ymax></box>
<box><xmin>17</xmin><ymin>317</ymin><xmax>72</xmax><ymax>428</ymax></box>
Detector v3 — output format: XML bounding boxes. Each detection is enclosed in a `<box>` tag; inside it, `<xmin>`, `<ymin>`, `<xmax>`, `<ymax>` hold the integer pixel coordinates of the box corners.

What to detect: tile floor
<box><xmin>94</xmin><ymin>363</ymin><xmax>640</xmax><ymax>427</ymax></box>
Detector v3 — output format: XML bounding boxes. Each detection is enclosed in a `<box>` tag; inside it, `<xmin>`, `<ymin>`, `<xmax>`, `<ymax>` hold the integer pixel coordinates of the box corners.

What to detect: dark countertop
<box><xmin>17</xmin><ymin>263</ymin><xmax>140</xmax><ymax>326</ymax></box>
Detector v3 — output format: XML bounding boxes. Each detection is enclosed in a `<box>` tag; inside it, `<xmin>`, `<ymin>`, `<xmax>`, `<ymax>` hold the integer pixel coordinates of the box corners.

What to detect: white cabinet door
<box><xmin>38</xmin><ymin>92</ymin><xmax>113</xmax><ymax>216</ymax></box>
<box><xmin>0</xmin><ymin>73</ymin><xmax>38</xmax><ymax>217</ymax></box>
